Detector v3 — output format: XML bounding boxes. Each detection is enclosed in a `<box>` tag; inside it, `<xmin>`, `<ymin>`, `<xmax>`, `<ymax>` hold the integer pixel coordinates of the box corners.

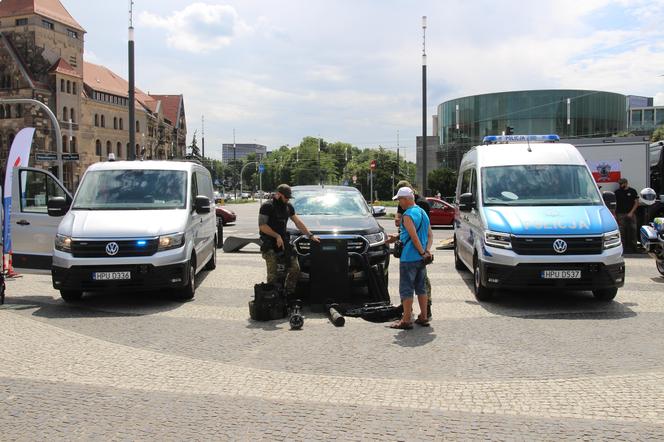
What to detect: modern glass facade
<box><xmin>437</xmin><ymin>90</ymin><xmax>628</xmax><ymax>169</ymax></box>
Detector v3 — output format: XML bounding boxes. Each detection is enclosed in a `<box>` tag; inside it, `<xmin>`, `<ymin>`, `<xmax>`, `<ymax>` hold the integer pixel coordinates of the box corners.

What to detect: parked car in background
<box><xmin>426</xmin><ymin>197</ymin><xmax>455</xmax><ymax>226</ymax></box>
<box><xmin>216</xmin><ymin>205</ymin><xmax>236</xmax><ymax>225</ymax></box>
<box><xmin>371</xmin><ymin>205</ymin><xmax>386</xmax><ymax>217</ymax></box>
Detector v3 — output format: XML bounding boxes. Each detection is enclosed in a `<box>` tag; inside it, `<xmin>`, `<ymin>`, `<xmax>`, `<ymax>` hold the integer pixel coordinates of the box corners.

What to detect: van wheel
<box><xmin>205</xmin><ymin>242</ymin><xmax>217</xmax><ymax>271</ymax></box>
<box><xmin>593</xmin><ymin>288</ymin><xmax>617</xmax><ymax>302</ymax></box>
<box><xmin>176</xmin><ymin>257</ymin><xmax>196</xmax><ymax>301</ymax></box>
<box><xmin>454</xmin><ymin>237</ymin><xmax>465</xmax><ymax>271</ymax></box>
<box><xmin>60</xmin><ymin>290</ymin><xmax>83</xmax><ymax>303</ymax></box>
<box><xmin>473</xmin><ymin>256</ymin><xmax>493</xmax><ymax>302</ymax></box>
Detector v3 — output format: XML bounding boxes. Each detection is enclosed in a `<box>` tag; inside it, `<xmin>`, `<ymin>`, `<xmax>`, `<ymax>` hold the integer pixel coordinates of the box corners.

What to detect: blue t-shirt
<box><xmin>400</xmin><ymin>205</ymin><xmax>430</xmax><ymax>263</ymax></box>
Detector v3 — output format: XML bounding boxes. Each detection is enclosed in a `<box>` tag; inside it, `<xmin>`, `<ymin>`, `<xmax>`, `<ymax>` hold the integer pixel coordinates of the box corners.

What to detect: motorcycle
<box><xmin>640</xmin><ymin>217</ymin><xmax>664</xmax><ymax>276</ymax></box>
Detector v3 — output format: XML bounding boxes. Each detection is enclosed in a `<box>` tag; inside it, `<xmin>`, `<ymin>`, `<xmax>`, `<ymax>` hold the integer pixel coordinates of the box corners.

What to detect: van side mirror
<box><xmin>194</xmin><ymin>195</ymin><xmax>211</xmax><ymax>214</ymax></box>
<box><xmin>602</xmin><ymin>191</ymin><xmax>617</xmax><ymax>211</ymax></box>
<box><xmin>47</xmin><ymin>196</ymin><xmax>69</xmax><ymax>217</ymax></box>
<box><xmin>459</xmin><ymin>193</ymin><xmax>474</xmax><ymax>212</ymax></box>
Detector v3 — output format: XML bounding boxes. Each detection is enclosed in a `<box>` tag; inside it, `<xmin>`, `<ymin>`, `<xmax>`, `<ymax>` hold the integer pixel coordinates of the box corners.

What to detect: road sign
<box><xmin>343</xmin><ymin>180</ymin><xmax>349</xmax><ymax>186</ymax></box>
<box><xmin>370</xmin><ymin>160</ymin><xmax>377</xmax><ymax>170</ymax></box>
<box><xmin>35</xmin><ymin>153</ymin><xmax>57</xmax><ymax>161</ymax></box>
<box><xmin>62</xmin><ymin>153</ymin><xmax>80</xmax><ymax>161</ymax></box>
<box><xmin>258</xmin><ymin>164</ymin><xmax>265</xmax><ymax>174</ymax></box>
<box><xmin>352</xmin><ymin>175</ymin><xmax>357</xmax><ymax>183</ymax></box>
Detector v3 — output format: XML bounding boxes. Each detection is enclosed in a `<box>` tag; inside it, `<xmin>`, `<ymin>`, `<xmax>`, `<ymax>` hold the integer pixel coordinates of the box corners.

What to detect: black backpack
<box><xmin>249</xmin><ymin>283</ymin><xmax>287</xmax><ymax>321</ymax></box>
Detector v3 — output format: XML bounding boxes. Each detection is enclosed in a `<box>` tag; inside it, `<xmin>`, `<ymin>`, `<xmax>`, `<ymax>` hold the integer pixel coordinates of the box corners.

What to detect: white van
<box><xmin>10</xmin><ymin>161</ymin><xmax>217</xmax><ymax>302</ymax></box>
<box><xmin>454</xmin><ymin>135</ymin><xmax>625</xmax><ymax>302</ymax></box>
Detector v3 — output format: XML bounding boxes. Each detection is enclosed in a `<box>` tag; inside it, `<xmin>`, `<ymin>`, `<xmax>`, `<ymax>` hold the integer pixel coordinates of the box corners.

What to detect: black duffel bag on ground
<box><xmin>249</xmin><ymin>283</ymin><xmax>287</xmax><ymax>321</ymax></box>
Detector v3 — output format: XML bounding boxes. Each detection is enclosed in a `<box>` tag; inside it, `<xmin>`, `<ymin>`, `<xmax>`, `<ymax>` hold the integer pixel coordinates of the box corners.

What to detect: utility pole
<box><xmin>396</xmin><ymin>129</ymin><xmax>400</xmax><ymax>175</ymax></box>
<box><xmin>201</xmin><ymin>115</ymin><xmax>205</xmax><ymax>160</ymax></box>
<box><xmin>421</xmin><ymin>15</ymin><xmax>428</xmax><ymax>195</ymax></box>
<box><xmin>128</xmin><ymin>0</ymin><xmax>136</xmax><ymax>160</ymax></box>
<box><xmin>318</xmin><ymin>136</ymin><xmax>322</xmax><ymax>185</ymax></box>
<box><xmin>233</xmin><ymin>128</ymin><xmax>237</xmax><ymax>199</ymax></box>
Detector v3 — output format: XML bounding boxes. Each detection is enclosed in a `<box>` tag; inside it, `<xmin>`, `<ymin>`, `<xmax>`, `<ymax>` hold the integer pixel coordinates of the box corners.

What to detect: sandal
<box><xmin>389</xmin><ymin>320</ymin><xmax>413</xmax><ymax>330</ymax></box>
<box><xmin>415</xmin><ymin>317</ymin><xmax>430</xmax><ymax>327</ymax></box>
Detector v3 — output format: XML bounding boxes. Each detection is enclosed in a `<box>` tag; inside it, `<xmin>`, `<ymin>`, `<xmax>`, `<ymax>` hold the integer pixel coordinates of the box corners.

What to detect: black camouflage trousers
<box><xmin>262</xmin><ymin>249</ymin><xmax>300</xmax><ymax>294</ymax></box>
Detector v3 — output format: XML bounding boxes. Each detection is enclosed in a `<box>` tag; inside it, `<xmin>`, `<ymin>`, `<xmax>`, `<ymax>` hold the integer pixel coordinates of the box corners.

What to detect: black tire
<box><xmin>60</xmin><ymin>290</ymin><xmax>83</xmax><ymax>303</ymax></box>
<box><xmin>176</xmin><ymin>257</ymin><xmax>196</xmax><ymax>301</ymax></box>
<box><xmin>473</xmin><ymin>256</ymin><xmax>493</xmax><ymax>302</ymax></box>
<box><xmin>593</xmin><ymin>287</ymin><xmax>618</xmax><ymax>302</ymax></box>
<box><xmin>657</xmin><ymin>260</ymin><xmax>664</xmax><ymax>277</ymax></box>
<box><xmin>205</xmin><ymin>241</ymin><xmax>217</xmax><ymax>270</ymax></box>
<box><xmin>454</xmin><ymin>237</ymin><xmax>465</xmax><ymax>271</ymax></box>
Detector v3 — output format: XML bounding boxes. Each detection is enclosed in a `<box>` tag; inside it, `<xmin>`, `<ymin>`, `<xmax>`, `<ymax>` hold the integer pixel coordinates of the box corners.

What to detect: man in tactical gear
<box><xmin>258</xmin><ymin>184</ymin><xmax>319</xmax><ymax>295</ymax></box>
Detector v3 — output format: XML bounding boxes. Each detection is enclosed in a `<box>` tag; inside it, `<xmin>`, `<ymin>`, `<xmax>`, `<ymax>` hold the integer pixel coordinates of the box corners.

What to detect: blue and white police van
<box><xmin>453</xmin><ymin>135</ymin><xmax>625</xmax><ymax>301</ymax></box>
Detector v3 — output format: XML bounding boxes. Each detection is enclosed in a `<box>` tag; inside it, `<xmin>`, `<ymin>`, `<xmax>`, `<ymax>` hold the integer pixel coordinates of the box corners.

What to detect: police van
<box><xmin>9</xmin><ymin>161</ymin><xmax>217</xmax><ymax>302</ymax></box>
<box><xmin>454</xmin><ymin>135</ymin><xmax>625</xmax><ymax>301</ymax></box>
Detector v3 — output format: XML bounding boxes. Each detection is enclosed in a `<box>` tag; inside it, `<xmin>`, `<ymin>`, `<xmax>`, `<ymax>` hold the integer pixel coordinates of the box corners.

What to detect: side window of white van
<box><xmin>195</xmin><ymin>171</ymin><xmax>213</xmax><ymax>199</ymax></box>
<box><xmin>190</xmin><ymin>173</ymin><xmax>198</xmax><ymax>211</ymax></box>
<box><xmin>19</xmin><ymin>169</ymin><xmax>67</xmax><ymax>213</ymax></box>
<box><xmin>460</xmin><ymin>169</ymin><xmax>472</xmax><ymax>195</ymax></box>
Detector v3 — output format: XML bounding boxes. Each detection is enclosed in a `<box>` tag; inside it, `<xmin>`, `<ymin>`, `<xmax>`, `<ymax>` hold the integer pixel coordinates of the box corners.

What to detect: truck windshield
<box><xmin>73</xmin><ymin>170</ymin><xmax>187</xmax><ymax>210</ymax></box>
<box><xmin>292</xmin><ymin>190</ymin><xmax>370</xmax><ymax>216</ymax></box>
<box><xmin>482</xmin><ymin>165</ymin><xmax>602</xmax><ymax>206</ymax></box>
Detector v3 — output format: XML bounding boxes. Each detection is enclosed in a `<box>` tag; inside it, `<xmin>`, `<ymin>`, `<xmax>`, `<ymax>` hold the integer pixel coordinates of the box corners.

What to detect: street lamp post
<box><xmin>128</xmin><ymin>0</ymin><xmax>136</xmax><ymax>161</ymax></box>
<box><xmin>0</xmin><ymin>98</ymin><xmax>63</xmax><ymax>182</ymax></box>
<box><xmin>421</xmin><ymin>15</ymin><xmax>428</xmax><ymax>195</ymax></box>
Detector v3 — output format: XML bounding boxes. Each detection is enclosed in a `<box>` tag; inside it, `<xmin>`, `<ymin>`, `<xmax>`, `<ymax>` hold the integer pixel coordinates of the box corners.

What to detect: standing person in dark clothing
<box><xmin>393</xmin><ymin>180</ymin><xmax>432</xmax><ymax>317</ymax></box>
<box><xmin>258</xmin><ymin>184</ymin><xmax>319</xmax><ymax>295</ymax></box>
<box><xmin>614</xmin><ymin>178</ymin><xmax>639</xmax><ymax>253</ymax></box>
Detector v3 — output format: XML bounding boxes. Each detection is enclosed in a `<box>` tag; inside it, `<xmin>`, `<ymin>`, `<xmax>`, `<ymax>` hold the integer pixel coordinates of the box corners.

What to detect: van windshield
<box><xmin>481</xmin><ymin>165</ymin><xmax>602</xmax><ymax>206</ymax></box>
<box><xmin>73</xmin><ymin>170</ymin><xmax>187</xmax><ymax>210</ymax></box>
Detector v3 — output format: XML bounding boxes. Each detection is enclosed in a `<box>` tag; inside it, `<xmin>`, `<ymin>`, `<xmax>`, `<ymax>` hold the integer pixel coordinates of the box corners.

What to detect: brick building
<box><xmin>0</xmin><ymin>0</ymin><xmax>187</xmax><ymax>190</ymax></box>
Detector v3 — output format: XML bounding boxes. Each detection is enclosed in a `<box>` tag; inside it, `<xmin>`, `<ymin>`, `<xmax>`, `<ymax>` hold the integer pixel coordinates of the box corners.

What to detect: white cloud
<box><xmin>138</xmin><ymin>3</ymin><xmax>251</xmax><ymax>53</ymax></box>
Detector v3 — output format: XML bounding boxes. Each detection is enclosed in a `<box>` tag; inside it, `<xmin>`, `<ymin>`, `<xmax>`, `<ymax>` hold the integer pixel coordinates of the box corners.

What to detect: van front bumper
<box><xmin>480</xmin><ymin>261</ymin><xmax>625</xmax><ymax>291</ymax></box>
<box><xmin>52</xmin><ymin>263</ymin><xmax>189</xmax><ymax>292</ymax></box>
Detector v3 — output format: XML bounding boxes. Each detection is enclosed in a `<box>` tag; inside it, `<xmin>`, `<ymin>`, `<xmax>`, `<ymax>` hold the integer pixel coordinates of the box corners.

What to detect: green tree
<box><xmin>188</xmin><ymin>131</ymin><xmax>201</xmax><ymax>159</ymax></box>
<box><xmin>428</xmin><ymin>168</ymin><xmax>457</xmax><ymax>198</ymax></box>
<box><xmin>652</xmin><ymin>125</ymin><xmax>664</xmax><ymax>142</ymax></box>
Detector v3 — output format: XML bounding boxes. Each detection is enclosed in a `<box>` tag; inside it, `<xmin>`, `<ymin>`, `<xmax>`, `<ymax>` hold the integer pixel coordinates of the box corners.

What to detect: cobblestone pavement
<box><xmin>1</xmin><ymin>215</ymin><xmax>664</xmax><ymax>439</ymax></box>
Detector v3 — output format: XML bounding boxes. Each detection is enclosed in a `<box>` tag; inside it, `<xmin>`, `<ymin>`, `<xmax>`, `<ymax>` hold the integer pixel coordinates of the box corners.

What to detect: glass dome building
<box><xmin>437</xmin><ymin>89</ymin><xmax>628</xmax><ymax>168</ymax></box>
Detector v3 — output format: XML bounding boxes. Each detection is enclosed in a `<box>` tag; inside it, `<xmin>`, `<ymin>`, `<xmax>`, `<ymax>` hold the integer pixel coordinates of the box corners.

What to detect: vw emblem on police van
<box><xmin>105</xmin><ymin>242</ymin><xmax>120</xmax><ymax>256</ymax></box>
<box><xmin>552</xmin><ymin>239</ymin><xmax>568</xmax><ymax>254</ymax></box>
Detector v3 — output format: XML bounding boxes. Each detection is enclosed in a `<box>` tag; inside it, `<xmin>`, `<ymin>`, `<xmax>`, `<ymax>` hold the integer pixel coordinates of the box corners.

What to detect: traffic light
<box><xmin>505</xmin><ymin>126</ymin><xmax>514</xmax><ymax>135</ymax></box>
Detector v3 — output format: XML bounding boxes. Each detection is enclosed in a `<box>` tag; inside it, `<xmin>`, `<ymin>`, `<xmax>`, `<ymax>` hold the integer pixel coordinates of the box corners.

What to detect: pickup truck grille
<box><xmin>71</xmin><ymin>239</ymin><xmax>159</xmax><ymax>258</ymax></box>
<box><xmin>511</xmin><ymin>236</ymin><xmax>603</xmax><ymax>255</ymax></box>
<box><xmin>294</xmin><ymin>236</ymin><xmax>368</xmax><ymax>255</ymax></box>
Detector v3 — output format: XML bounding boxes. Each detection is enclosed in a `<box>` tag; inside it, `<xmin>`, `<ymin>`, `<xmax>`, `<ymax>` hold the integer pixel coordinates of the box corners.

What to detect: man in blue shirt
<box><xmin>387</xmin><ymin>187</ymin><xmax>433</xmax><ymax>329</ymax></box>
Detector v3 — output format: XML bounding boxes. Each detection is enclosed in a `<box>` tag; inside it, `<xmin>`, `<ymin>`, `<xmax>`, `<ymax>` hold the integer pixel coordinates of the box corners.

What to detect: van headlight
<box><xmin>54</xmin><ymin>234</ymin><xmax>72</xmax><ymax>252</ymax></box>
<box><xmin>484</xmin><ymin>231</ymin><xmax>512</xmax><ymax>249</ymax></box>
<box><xmin>158</xmin><ymin>233</ymin><xmax>185</xmax><ymax>251</ymax></box>
<box><xmin>364</xmin><ymin>232</ymin><xmax>385</xmax><ymax>246</ymax></box>
<box><xmin>603</xmin><ymin>230</ymin><xmax>621</xmax><ymax>250</ymax></box>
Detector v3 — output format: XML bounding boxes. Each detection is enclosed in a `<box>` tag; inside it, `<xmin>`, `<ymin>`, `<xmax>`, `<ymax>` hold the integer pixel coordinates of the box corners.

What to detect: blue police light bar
<box><xmin>483</xmin><ymin>134</ymin><xmax>560</xmax><ymax>144</ymax></box>
<box><xmin>136</xmin><ymin>240</ymin><xmax>147</xmax><ymax>247</ymax></box>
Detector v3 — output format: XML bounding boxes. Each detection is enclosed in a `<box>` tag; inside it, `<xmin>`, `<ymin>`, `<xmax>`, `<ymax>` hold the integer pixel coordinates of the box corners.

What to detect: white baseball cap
<box><xmin>392</xmin><ymin>187</ymin><xmax>414</xmax><ymax>200</ymax></box>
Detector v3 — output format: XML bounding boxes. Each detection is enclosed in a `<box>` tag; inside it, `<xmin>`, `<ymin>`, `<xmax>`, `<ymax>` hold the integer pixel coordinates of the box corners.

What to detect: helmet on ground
<box><xmin>640</xmin><ymin>187</ymin><xmax>657</xmax><ymax>206</ymax></box>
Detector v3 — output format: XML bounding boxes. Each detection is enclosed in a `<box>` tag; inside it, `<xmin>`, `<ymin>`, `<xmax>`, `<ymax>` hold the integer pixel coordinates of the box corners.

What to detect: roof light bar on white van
<box><xmin>483</xmin><ymin>134</ymin><xmax>560</xmax><ymax>144</ymax></box>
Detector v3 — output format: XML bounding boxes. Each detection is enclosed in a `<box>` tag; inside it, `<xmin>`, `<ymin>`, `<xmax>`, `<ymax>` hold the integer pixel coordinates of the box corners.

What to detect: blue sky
<box><xmin>63</xmin><ymin>0</ymin><xmax>664</xmax><ymax>160</ymax></box>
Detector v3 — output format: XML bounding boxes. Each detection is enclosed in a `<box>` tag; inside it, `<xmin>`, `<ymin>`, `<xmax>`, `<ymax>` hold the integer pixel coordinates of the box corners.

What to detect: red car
<box><xmin>216</xmin><ymin>205</ymin><xmax>237</xmax><ymax>225</ymax></box>
<box><xmin>426</xmin><ymin>197</ymin><xmax>455</xmax><ymax>226</ymax></box>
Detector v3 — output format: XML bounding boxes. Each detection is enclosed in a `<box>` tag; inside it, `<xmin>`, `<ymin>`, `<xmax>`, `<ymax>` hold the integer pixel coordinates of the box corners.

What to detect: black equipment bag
<box><xmin>344</xmin><ymin>301</ymin><xmax>403</xmax><ymax>323</ymax></box>
<box><xmin>249</xmin><ymin>283</ymin><xmax>287</xmax><ymax>321</ymax></box>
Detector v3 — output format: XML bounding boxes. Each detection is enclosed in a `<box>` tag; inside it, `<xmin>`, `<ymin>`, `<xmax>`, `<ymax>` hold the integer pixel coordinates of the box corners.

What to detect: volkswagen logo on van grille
<box><xmin>552</xmin><ymin>239</ymin><xmax>568</xmax><ymax>254</ymax></box>
<box><xmin>105</xmin><ymin>242</ymin><xmax>120</xmax><ymax>256</ymax></box>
